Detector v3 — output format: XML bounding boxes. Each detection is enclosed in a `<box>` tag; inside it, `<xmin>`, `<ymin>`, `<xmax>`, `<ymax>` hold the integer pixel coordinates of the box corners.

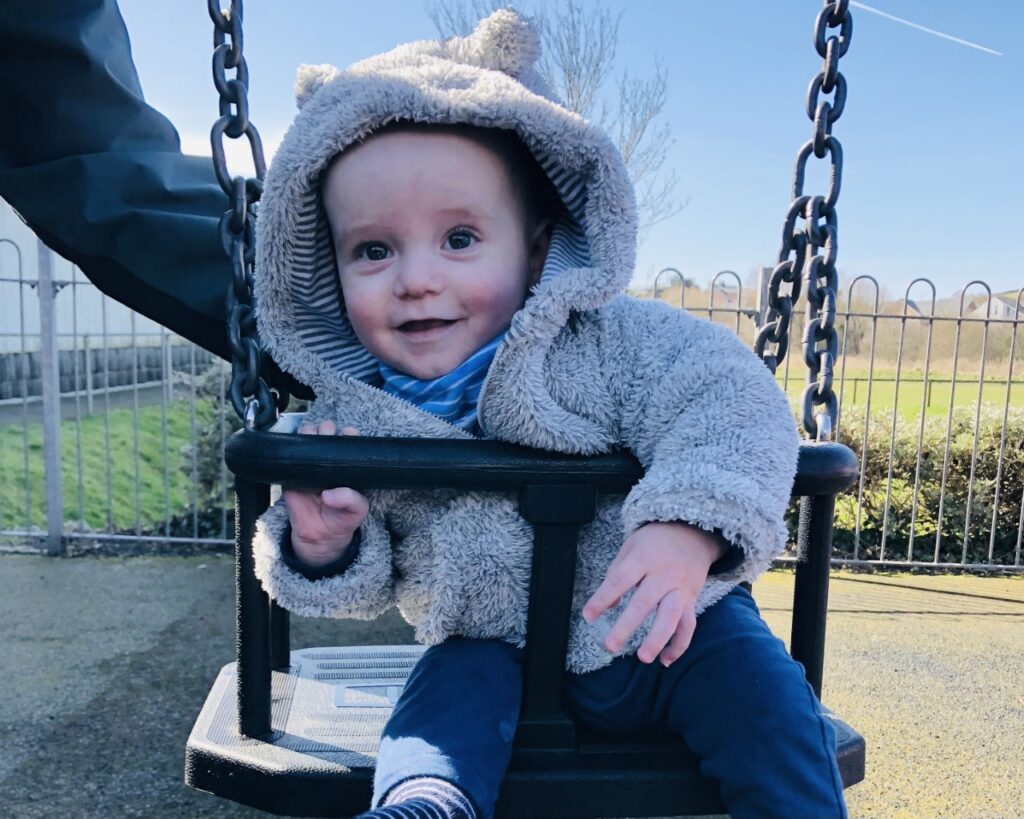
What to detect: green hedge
<box><xmin>185</xmin><ymin>364</ymin><xmax>1023</xmax><ymax>566</ymax></box>
<box><xmin>183</xmin><ymin>364</ymin><xmax>306</xmax><ymax>540</ymax></box>
<box><xmin>815</xmin><ymin>405</ymin><xmax>1024</xmax><ymax>565</ymax></box>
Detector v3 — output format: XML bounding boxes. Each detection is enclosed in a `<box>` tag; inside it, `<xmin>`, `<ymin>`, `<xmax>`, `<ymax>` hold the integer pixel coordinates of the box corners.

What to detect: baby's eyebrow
<box><xmin>339</xmin><ymin>207</ymin><xmax>492</xmax><ymax>240</ymax></box>
<box><xmin>338</xmin><ymin>220</ymin><xmax>390</xmax><ymax>238</ymax></box>
<box><xmin>435</xmin><ymin>206</ymin><xmax>490</xmax><ymax>222</ymax></box>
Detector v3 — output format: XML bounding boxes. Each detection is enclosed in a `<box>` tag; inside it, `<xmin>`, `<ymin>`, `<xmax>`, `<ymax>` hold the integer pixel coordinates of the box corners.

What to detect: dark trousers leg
<box><xmin>564</xmin><ymin>587</ymin><xmax>847</xmax><ymax>819</ymax></box>
<box><xmin>373</xmin><ymin>638</ymin><xmax>523</xmax><ymax>818</ymax></box>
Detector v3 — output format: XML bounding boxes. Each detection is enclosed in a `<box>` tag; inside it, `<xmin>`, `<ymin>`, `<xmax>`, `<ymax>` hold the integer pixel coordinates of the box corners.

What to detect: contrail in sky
<box><xmin>850</xmin><ymin>2</ymin><xmax>1003</xmax><ymax>56</ymax></box>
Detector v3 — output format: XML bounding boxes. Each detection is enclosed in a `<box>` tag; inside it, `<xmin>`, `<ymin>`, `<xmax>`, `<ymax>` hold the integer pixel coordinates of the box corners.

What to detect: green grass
<box><xmin>0</xmin><ymin>401</ymin><xmax>216</xmax><ymax>533</ymax></box>
<box><xmin>776</xmin><ymin>371</ymin><xmax>1024</xmax><ymax>420</ymax></box>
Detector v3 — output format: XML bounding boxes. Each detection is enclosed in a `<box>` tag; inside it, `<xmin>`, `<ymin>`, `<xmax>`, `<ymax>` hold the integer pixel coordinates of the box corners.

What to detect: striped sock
<box><xmin>358</xmin><ymin>776</ymin><xmax>477</xmax><ymax>819</ymax></box>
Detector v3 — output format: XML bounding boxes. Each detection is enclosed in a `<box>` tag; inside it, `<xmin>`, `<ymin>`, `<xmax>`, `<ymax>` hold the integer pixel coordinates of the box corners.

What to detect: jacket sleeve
<box><xmin>0</xmin><ymin>0</ymin><xmax>231</xmax><ymax>359</ymax></box>
<box><xmin>602</xmin><ymin>297</ymin><xmax>801</xmax><ymax>587</ymax></box>
<box><xmin>252</xmin><ymin>499</ymin><xmax>395</xmax><ymax>620</ymax></box>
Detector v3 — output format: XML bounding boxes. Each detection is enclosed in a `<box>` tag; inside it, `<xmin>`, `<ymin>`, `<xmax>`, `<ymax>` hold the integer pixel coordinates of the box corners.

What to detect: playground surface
<box><xmin>0</xmin><ymin>554</ymin><xmax>1021</xmax><ymax>818</ymax></box>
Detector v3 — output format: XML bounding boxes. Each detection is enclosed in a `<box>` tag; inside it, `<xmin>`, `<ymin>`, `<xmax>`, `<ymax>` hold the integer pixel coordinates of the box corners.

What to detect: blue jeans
<box><xmin>373</xmin><ymin>587</ymin><xmax>847</xmax><ymax>818</ymax></box>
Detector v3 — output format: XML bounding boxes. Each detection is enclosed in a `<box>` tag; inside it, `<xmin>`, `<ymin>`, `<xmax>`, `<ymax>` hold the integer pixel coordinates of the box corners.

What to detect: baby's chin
<box><xmin>393</xmin><ymin>357</ymin><xmax>467</xmax><ymax>380</ymax></box>
<box><xmin>376</xmin><ymin>321</ymin><xmax>512</xmax><ymax>380</ymax></box>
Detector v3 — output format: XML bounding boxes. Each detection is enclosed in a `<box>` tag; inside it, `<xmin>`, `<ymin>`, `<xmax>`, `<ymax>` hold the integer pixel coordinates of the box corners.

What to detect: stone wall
<box><xmin>0</xmin><ymin>345</ymin><xmax>216</xmax><ymax>401</ymax></box>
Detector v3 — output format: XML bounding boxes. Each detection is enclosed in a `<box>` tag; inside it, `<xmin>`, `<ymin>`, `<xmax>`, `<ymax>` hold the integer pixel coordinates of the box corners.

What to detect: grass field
<box><xmin>0</xmin><ymin>400</ymin><xmax>215</xmax><ymax>533</ymax></box>
<box><xmin>775</xmin><ymin>364</ymin><xmax>1024</xmax><ymax>420</ymax></box>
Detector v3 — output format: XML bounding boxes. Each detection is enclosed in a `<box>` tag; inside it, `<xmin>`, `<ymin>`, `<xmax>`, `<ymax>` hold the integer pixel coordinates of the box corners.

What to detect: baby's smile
<box><xmin>395</xmin><ymin>317</ymin><xmax>461</xmax><ymax>341</ymax></box>
<box><xmin>396</xmin><ymin>317</ymin><xmax>459</xmax><ymax>332</ymax></box>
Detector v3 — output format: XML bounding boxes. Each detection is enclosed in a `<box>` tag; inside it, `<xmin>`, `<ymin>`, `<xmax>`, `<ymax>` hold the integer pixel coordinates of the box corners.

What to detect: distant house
<box><xmin>963</xmin><ymin>292</ymin><xmax>1023</xmax><ymax>320</ymax></box>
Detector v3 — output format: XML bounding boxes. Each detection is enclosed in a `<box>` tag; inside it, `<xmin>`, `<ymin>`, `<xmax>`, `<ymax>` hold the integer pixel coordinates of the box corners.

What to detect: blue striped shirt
<box><xmin>379</xmin><ymin>333</ymin><xmax>505</xmax><ymax>432</ymax></box>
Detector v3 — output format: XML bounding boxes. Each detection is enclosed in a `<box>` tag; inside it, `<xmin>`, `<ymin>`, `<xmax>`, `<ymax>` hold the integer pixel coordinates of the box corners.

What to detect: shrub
<box><xmin>817</xmin><ymin>405</ymin><xmax>1024</xmax><ymax>565</ymax></box>
<box><xmin>175</xmin><ymin>361</ymin><xmax>307</xmax><ymax>541</ymax></box>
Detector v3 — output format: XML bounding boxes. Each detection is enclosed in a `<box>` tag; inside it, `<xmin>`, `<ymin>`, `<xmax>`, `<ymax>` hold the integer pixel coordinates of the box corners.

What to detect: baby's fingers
<box><xmin>282</xmin><ymin>488</ymin><xmax>340</xmax><ymax>546</ymax></box>
<box><xmin>601</xmin><ymin>577</ymin><xmax>668</xmax><ymax>655</ymax></box>
<box><xmin>582</xmin><ymin>562</ymin><xmax>642</xmax><ymax>624</ymax></box>
<box><xmin>636</xmin><ymin>591</ymin><xmax>686</xmax><ymax>664</ymax></box>
<box><xmin>322</xmin><ymin>487</ymin><xmax>368</xmax><ymax>513</ymax></box>
<box><xmin>298</xmin><ymin>420</ymin><xmax>337</xmax><ymax>435</ymax></box>
<box><xmin>658</xmin><ymin>606</ymin><xmax>698</xmax><ymax>667</ymax></box>
<box><xmin>281</xmin><ymin>487</ymin><xmax>321</xmax><ymax>521</ymax></box>
<box><xmin>321</xmin><ymin>487</ymin><xmax>369</xmax><ymax>530</ymax></box>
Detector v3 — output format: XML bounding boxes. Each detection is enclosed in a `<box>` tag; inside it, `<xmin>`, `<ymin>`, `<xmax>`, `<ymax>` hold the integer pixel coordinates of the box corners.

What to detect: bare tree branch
<box><xmin>536</xmin><ymin>0</ymin><xmax>620</xmax><ymax>121</ymax></box>
<box><xmin>427</xmin><ymin>0</ymin><xmax>682</xmax><ymax>234</ymax></box>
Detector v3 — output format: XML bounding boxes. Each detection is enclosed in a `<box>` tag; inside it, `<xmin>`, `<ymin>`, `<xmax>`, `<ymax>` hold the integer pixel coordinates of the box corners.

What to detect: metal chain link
<box><xmin>208</xmin><ymin>0</ymin><xmax>286</xmax><ymax>430</ymax></box>
<box><xmin>755</xmin><ymin>0</ymin><xmax>851</xmax><ymax>441</ymax></box>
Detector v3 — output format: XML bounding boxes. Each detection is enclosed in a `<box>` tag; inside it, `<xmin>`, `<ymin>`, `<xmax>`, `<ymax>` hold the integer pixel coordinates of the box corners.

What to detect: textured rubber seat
<box><xmin>186</xmin><ymin>645</ymin><xmax>865</xmax><ymax>817</ymax></box>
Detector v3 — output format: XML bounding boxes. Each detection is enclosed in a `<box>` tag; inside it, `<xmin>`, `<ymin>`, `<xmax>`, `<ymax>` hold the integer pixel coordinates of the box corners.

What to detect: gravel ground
<box><xmin>1</xmin><ymin>555</ymin><xmax>1021</xmax><ymax>818</ymax></box>
<box><xmin>756</xmin><ymin>572</ymin><xmax>1024</xmax><ymax>819</ymax></box>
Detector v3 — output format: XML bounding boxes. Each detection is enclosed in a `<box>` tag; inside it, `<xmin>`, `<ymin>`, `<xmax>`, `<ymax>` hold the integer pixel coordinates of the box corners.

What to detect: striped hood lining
<box><xmin>255</xmin><ymin>10</ymin><xmax>637</xmax><ymax>395</ymax></box>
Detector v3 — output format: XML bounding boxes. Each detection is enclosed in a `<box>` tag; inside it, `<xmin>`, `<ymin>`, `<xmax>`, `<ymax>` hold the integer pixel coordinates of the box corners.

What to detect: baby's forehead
<box><xmin>325</xmin><ymin>128</ymin><xmax>517</xmax><ymax>181</ymax></box>
<box><xmin>321</xmin><ymin>130</ymin><xmax>525</xmax><ymax>223</ymax></box>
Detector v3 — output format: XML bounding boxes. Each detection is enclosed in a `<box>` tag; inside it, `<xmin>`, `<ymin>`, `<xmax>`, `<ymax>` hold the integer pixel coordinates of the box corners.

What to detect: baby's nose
<box><xmin>393</xmin><ymin>253</ymin><xmax>445</xmax><ymax>297</ymax></box>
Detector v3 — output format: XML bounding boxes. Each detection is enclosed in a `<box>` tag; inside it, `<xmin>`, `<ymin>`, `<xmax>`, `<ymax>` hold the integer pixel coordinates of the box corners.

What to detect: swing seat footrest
<box><xmin>185</xmin><ymin>646</ymin><xmax>864</xmax><ymax>818</ymax></box>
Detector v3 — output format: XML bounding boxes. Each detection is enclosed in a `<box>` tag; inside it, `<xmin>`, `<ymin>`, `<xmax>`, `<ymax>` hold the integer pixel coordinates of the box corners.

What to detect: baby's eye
<box><xmin>444</xmin><ymin>229</ymin><xmax>476</xmax><ymax>251</ymax></box>
<box><xmin>354</xmin><ymin>242</ymin><xmax>390</xmax><ymax>262</ymax></box>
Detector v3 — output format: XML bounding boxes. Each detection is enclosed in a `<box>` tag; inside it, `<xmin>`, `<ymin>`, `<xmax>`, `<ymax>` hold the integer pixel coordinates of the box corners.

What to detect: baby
<box><xmin>251</xmin><ymin>11</ymin><xmax>847</xmax><ymax>819</ymax></box>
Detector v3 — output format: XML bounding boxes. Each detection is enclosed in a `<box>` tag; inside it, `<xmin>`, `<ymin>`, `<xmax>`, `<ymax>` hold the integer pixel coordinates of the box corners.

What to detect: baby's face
<box><xmin>323</xmin><ymin>130</ymin><xmax>545</xmax><ymax>380</ymax></box>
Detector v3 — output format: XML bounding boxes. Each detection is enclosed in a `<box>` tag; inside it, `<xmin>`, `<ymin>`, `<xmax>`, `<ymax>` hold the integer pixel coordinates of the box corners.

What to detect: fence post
<box><xmin>162</xmin><ymin>331</ymin><xmax>172</xmax><ymax>404</ymax></box>
<box><xmin>755</xmin><ymin>266</ymin><xmax>772</xmax><ymax>328</ymax></box>
<box><xmin>37</xmin><ymin>239</ymin><xmax>64</xmax><ymax>555</ymax></box>
<box><xmin>84</xmin><ymin>333</ymin><xmax>94</xmax><ymax>415</ymax></box>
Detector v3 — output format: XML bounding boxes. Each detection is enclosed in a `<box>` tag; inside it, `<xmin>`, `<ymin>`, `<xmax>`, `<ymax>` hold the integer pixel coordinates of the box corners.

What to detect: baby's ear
<box><xmin>528</xmin><ymin>218</ymin><xmax>553</xmax><ymax>287</ymax></box>
<box><xmin>459</xmin><ymin>9</ymin><xmax>541</xmax><ymax>78</ymax></box>
<box><xmin>295</xmin><ymin>63</ymin><xmax>341</xmax><ymax>109</ymax></box>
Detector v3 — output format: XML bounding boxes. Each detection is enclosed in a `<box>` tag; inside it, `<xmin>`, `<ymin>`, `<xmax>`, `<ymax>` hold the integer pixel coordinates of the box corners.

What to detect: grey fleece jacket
<box><xmin>250</xmin><ymin>10</ymin><xmax>800</xmax><ymax>674</ymax></box>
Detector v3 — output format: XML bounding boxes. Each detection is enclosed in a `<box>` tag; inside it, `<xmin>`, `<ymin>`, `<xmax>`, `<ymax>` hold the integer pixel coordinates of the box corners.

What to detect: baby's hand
<box><xmin>581</xmin><ymin>522</ymin><xmax>726</xmax><ymax>667</ymax></box>
<box><xmin>282</xmin><ymin>420</ymin><xmax>368</xmax><ymax>568</ymax></box>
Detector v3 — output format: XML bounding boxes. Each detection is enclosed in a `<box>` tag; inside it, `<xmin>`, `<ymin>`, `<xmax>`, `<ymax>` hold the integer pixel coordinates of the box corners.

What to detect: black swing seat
<box><xmin>186</xmin><ymin>433</ymin><xmax>865</xmax><ymax>818</ymax></box>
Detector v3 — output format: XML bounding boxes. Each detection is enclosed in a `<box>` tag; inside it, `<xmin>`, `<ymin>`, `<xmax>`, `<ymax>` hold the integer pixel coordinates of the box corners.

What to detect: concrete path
<box><xmin>0</xmin><ymin>555</ymin><xmax>1021</xmax><ymax>818</ymax></box>
<box><xmin>0</xmin><ymin>382</ymin><xmax>167</xmax><ymax>426</ymax></box>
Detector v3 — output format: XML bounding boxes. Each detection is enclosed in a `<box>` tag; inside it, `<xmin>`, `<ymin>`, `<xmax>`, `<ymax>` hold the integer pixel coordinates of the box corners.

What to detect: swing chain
<box><xmin>755</xmin><ymin>0</ymin><xmax>850</xmax><ymax>441</ymax></box>
<box><xmin>208</xmin><ymin>0</ymin><xmax>286</xmax><ymax>430</ymax></box>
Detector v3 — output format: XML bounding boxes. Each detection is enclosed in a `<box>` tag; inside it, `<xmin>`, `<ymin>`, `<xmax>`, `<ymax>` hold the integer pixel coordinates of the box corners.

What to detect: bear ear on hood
<box><xmin>449</xmin><ymin>8</ymin><xmax>541</xmax><ymax>79</ymax></box>
<box><xmin>295</xmin><ymin>63</ymin><xmax>342</xmax><ymax>109</ymax></box>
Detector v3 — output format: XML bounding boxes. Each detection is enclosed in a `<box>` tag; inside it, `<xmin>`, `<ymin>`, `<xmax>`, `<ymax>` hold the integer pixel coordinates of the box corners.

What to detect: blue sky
<box><xmin>117</xmin><ymin>1</ymin><xmax>1023</xmax><ymax>301</ymax></box>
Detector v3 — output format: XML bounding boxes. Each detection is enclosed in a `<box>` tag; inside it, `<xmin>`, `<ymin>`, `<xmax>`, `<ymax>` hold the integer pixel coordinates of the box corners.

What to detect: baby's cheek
<box><xmin>470</xmin><ymin>279</ymin><xmax>529</xmax><ymax>327</ymax></box>
<box><xmin>342</xmin><ymin>293</ymin><xmax>384</xmax><ymax>350</ymax></box>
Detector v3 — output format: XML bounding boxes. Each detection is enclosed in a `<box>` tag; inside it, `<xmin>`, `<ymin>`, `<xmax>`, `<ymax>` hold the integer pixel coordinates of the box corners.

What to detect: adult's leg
<box><xmin>373</xmin><ymin>638</ymin><xmax>523</xmax><ymax>818</ymax></box>
<box><xmin>564</xmin><ymin>587</ymin><xmax>846</xmax><ymax>819</ymax></box>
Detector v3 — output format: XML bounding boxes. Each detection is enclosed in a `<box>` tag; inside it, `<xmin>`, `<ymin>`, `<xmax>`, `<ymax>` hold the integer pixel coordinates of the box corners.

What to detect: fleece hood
<box><xmin>254</xmin><ymin>9</ymin><xmax>638</xmax><ymax>404</ymax></box>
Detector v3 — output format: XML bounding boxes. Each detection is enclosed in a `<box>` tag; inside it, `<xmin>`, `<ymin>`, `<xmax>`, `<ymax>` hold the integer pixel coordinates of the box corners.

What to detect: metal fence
<box><xmin>1</xmin><ymin>233</ymin><xmax>1021</xmax><ymax>571</ymax></box>
<box><xmin>649</xmin><ymin>268</ymin><xmax>1024</xmax><ymax>571</ymax></box>
<box><xmin>0</xmin><ymin>236</ymin><xmax>231</xmax><ymax>555</ymax></box>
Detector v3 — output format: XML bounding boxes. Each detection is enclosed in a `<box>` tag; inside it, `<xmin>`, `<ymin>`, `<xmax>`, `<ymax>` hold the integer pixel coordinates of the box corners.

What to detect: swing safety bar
<box><xmin>185</xmin><ymin>431</ymin><xmax>863</xmax><ymax>817</ymax></box>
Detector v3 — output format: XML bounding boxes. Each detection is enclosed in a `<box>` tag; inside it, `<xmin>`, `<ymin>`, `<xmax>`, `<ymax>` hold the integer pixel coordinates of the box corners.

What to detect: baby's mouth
<box><xmin>397</xmin><ymin>318</ymin><xmax>457</xmax><ymax>332</ymax></box>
